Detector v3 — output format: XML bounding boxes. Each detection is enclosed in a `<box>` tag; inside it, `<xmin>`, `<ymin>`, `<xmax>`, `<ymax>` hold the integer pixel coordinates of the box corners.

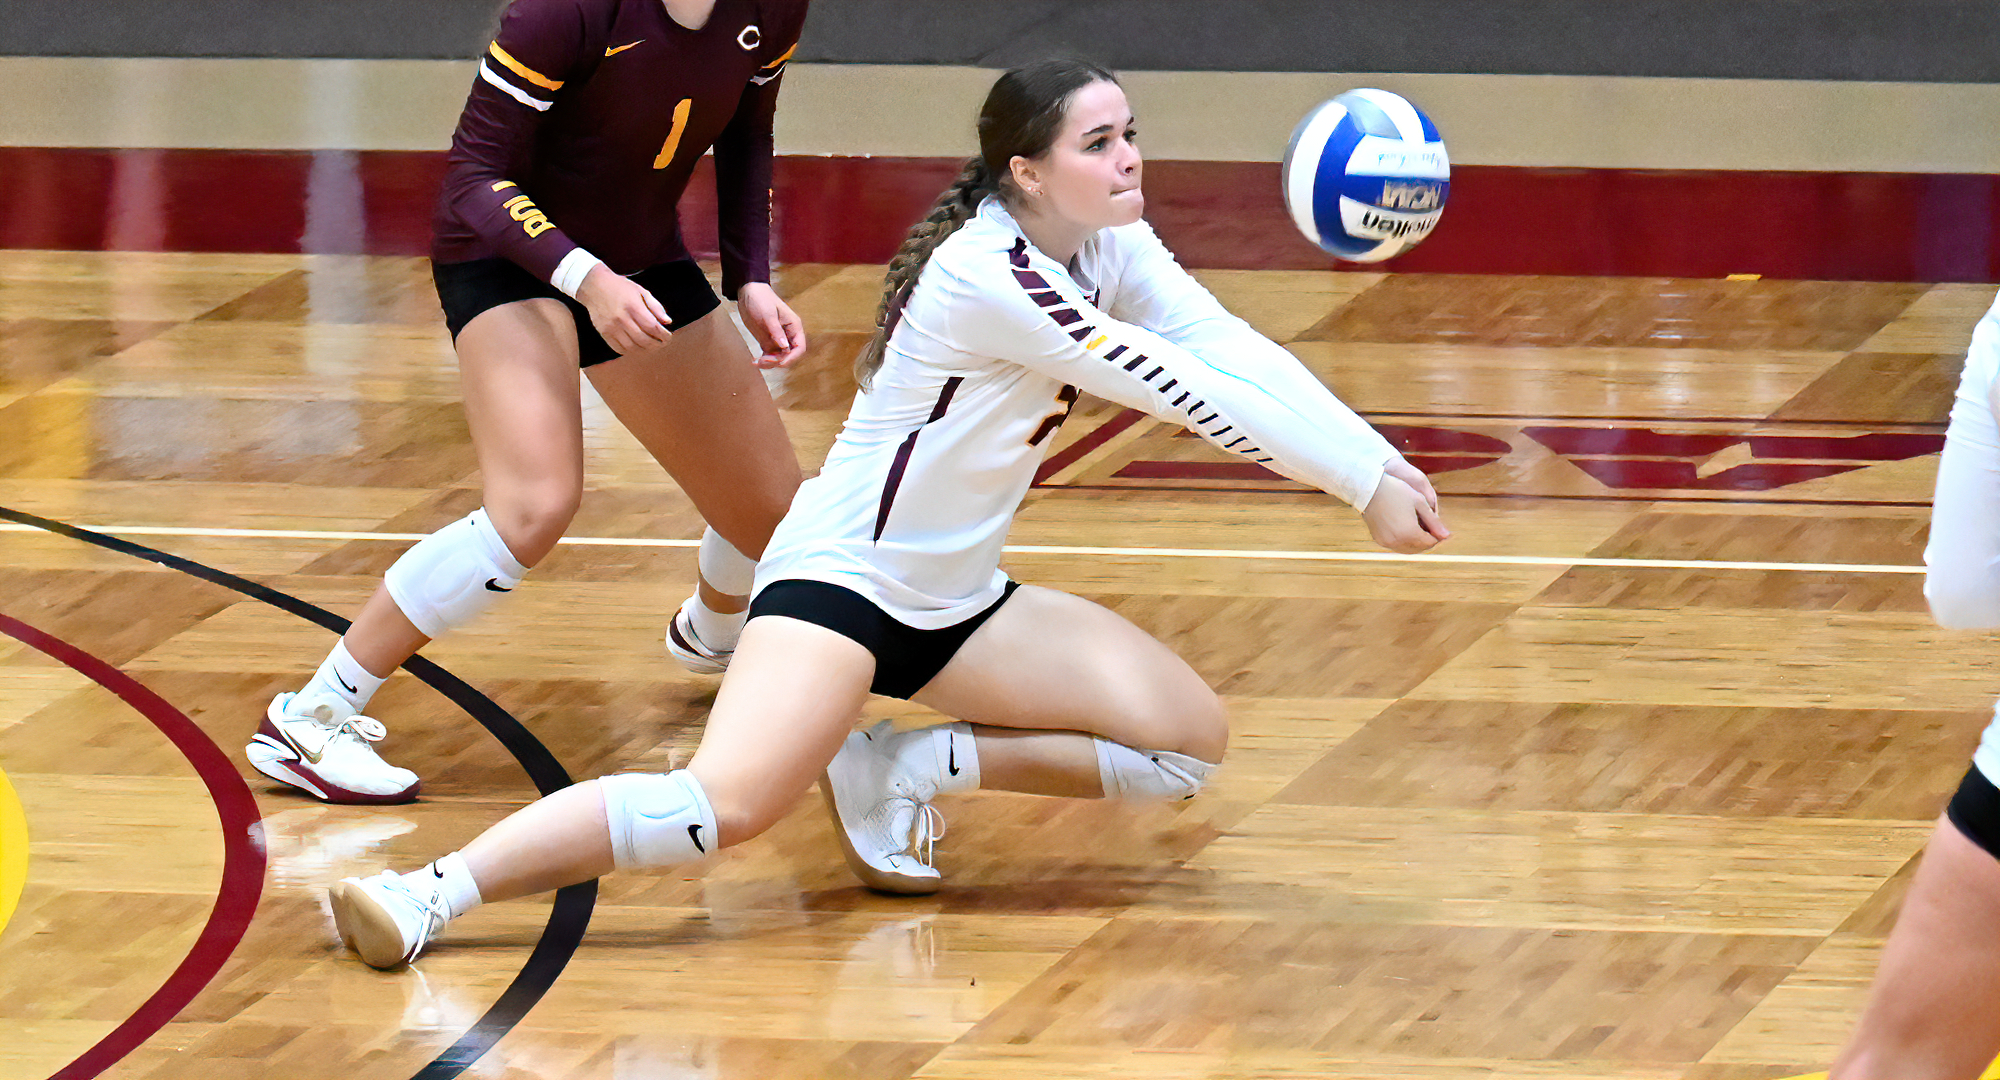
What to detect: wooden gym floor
<box><xmin>2</xmin><ymin>249</ymin><xmax>1998</xmax><ymax>1079</ymax></box>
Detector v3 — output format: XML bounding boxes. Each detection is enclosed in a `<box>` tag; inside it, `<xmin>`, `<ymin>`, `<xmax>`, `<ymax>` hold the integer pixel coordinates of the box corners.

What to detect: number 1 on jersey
<box><xmin>1029</xmin><ymin>385</ymin><xmax>1081</xmax><ymax>447</ymax></box>
<box><xmin>654</xmin><ymin>98</ymin><xmax>693</xmax><ymax>170</ymax></box>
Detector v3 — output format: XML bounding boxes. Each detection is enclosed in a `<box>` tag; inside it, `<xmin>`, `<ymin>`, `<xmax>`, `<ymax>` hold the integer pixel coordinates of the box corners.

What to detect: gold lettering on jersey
<box><xmin>503</xmin><ymin>193</ymin><xmax>556</xmax><ymax>238</ymax></box>
<box><xmin>491</xmin><ymin>180</ymin><xmax>518</xmax><ymax>193</ymax></box>
<box><xmin>653</xmin><ymin>98</ymin><xmax>694</xmax><ymax>170</ymax></box>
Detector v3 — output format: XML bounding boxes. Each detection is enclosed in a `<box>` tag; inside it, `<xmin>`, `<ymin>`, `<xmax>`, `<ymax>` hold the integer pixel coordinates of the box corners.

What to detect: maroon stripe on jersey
<box><xmin>1008</xmin><ymin>238</ymin><xmax>1030</xmax><ymax>267</ymax></box>
<box><xmin>872</xmin><ymin>376</ymin><xmax>966</xmax><ymax>543</ymax></box>
<box><xmin>1068</xmin><ymin>324</ymin><xmax>1096</xmax><ymax>341</ymax></box>
<box><xmin>1104</xmin><ymin>344</ymin><xmax>1129</xmax><ymax>361</ymax></box>
<box><xmin>1029</xmin><ymin>291</ymin><xmax>1063</xmax><ymax>307</ymax></box>
<box><xmin>1123</xmin><ymin>354</ymin><xmax>1149</xmax><ymax>372</ymax></box>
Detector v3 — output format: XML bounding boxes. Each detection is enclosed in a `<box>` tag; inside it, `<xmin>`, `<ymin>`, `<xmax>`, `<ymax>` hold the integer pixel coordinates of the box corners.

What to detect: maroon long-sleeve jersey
<box><xmin>431</xmin><ymin>0</ymin><xmax>807</xmax><ymax>298</ymax></box>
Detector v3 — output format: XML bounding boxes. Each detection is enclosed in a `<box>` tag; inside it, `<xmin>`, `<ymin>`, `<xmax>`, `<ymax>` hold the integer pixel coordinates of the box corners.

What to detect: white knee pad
<box><xmin>1095</xmin><ymin>740</ymin><xmax>1215</xmax><ymax>801</ymax></box>
<box><xmin>599</xmin><ymin>770</ymin><xmax>718</xmax><ymax>870</ymax></box>
<box><xmin>697</xmin><ymin>527</ymin><xmax>756</xmax><ymax>596</ymax></box>
<box><xmin>384</xmin><ymin>509</ymin><xmax>530</xmax><ymax>638</ymax></box>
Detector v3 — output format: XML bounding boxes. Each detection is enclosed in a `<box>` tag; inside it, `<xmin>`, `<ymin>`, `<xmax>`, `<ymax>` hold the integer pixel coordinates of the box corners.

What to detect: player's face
<box><xmin>1034</xmin><ymin>80</ymin><xmax>1143</xmax><ymax>230</ymax></box>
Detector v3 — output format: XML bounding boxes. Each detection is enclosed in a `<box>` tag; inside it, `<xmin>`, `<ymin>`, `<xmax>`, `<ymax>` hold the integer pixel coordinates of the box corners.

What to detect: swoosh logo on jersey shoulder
<box><xmin>688</xmin><ymin>823</ymin><xmax>706</xmax><ymax>853</ymax></box>
<box><xmin>605</xmin><ymin>40</ymin><xmax>644</xmax><ymax>57</ymax></box>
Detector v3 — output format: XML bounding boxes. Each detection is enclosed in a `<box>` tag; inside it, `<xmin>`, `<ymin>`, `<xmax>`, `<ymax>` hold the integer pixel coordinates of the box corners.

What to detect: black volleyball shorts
<box><xmin>747</xmin><ymin>579</ymin><xmax>1023</xmax><ymax>699</ymax></box>
<box><xmin>433</xmin><ymin>257</ymin><xmax>721</xmax><ymax>368</ymax></box>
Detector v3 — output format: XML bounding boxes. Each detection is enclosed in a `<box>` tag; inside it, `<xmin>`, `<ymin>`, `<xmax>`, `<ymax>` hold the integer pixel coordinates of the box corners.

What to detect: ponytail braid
<box><xmin>854</xmin><ymin>157</ymin><xmax>1001</xmax><ymax>389</ymax></box>
<box><xmin>852</xmin><ymin>60</ymin><xmax>1119</xmax><ymax>389</ymax></box>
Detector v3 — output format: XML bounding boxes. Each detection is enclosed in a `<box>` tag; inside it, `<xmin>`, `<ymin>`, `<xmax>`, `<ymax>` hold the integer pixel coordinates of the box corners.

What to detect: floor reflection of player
<box><xmin>323</xmin><ymin>59</ymin><xmax>1450</xmax><ymax>970</ymax></box>
<box><xmin>1832</xmin><ymin>293</ymin><xmax>2000</xmax><ymax>1080</ymax></box>
<box><xmin>244</xmin><ymin>0</ymin><xmax>811</xmax><ymax>806</ymax></box>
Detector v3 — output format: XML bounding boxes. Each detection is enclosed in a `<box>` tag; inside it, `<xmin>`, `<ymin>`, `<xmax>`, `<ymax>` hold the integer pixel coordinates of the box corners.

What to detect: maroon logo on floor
<box><xmin>1520</xmin><ymin>427</ymin><xmax>1944</xmax><ymax>492</ymax></box>
<box><xmin>1108</xmin><ymin>424</ymin><xmax>1512</xmax><ymax>483</ymax></box>
<box><xmin>1036</xmin><ymin>409</ymin><xmax>1945</xmax><ymax>499</ymax></box>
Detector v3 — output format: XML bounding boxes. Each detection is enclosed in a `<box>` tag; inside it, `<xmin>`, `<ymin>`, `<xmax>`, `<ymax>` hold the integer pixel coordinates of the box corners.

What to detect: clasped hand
<box><xmin>1361</xmin><ymin>458</ymin><xmax>1450</xmax><ymax>553</ymax></box>
<box><xmin>578</xmin><ymin>270</ymin><xmax>807</xmax><ymax>368</ymax></box>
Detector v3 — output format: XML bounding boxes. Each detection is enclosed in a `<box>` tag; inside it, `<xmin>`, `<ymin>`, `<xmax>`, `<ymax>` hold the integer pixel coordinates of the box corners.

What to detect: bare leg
<box><xmin>698</xmin><ymin>580</ymin><xmax>749</xmax><ymax>616</ymax></box>
<box><xmin>448</xmin><ymin>615</ymin><xmax>875</xmax><ymax>903</ymax></box>
<box><xmin>458</xmin><ymin>779</ymin><xmax>615</xmax><ymax>903</ymax></box>
<box><xmin>587</xmin><ymin>308</ymin><xmax>802</xmax><ymax>609</ymax></box>
<box><xmin>963</xmin><ymin>728</ymin><xmax>1104</xmax><ymax>798</ymax></box>
<box><xmin>688</xmin><ymin>616</ymin><xmax>876</xmax><ymax>845</ymax></box>
<box><xmin>340</xmin><ymin>589</ymin><xmax>431</xmax><ymax>679</ymax></box>
<box><xmin>1832</xmin><ymin>816</ymin><xmax>2000</xmax><ymax>1080</ymax></box>
<box><xmin>913</xmin><ymin>584</ymin><xmax>1229</xmax><ymax>795</ymax></box>
<box><xmin>339</xmin><ymin>298</ymin><xmax>586</xmax><ymax>678</ymax></box>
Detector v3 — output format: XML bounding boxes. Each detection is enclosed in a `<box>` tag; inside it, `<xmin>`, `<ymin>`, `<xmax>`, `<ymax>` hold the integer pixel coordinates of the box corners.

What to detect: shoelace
<box><xmin>381</xmin><ymin>874</ymin><xmax>451</xmax><ymax>958</ymax></box>
<box><xmin>298</xmin><ymin>702</ymin><xmax>388</xmax><ymax>744</ymax></box>
<box><xmin>285</xmin><ymin>706</ymin><xmax>388</xmax><ymax>759</ymax></box>
<box><xmin>335</xmin><ymin>715</ymin><xmax>389</xmax><ymax>743</ymax></box>
<box><xmin>886</xmin><ymin>795</ymin><xmax>947</xmax><ymax>867</ymax></box>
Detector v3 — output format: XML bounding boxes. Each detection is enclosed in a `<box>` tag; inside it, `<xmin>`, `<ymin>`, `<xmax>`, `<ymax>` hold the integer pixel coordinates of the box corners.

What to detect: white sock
<box><xmin>902</xmin><ymin>722</ymin><xmax>979</xmax><ymax>795</ymax></box>
<box><xmin>685</xmin><ymin>596</ymin><xmax>746</xmax><ymax>653</ymax></box>
<box><xmin>406</xmin><ymin>851</ymin><xmax>483</xmax><ymax>919</ymax></box>
<box><xmin>302</xmin><ymin>639</ymin><xmax>385</xmax><ymax>714</ymax></box>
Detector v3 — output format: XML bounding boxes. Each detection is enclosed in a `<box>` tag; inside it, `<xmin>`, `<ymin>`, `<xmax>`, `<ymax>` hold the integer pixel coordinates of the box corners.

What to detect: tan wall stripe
<box><xmin>2</xmin><ymin>57</ymin><xmax>1997</xmax><ymax>174</ymax></box>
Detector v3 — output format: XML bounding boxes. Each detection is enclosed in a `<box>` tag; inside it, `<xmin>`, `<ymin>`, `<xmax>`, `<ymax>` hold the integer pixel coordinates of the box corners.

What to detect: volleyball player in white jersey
<box><xmin>324</xmin><ymin>58</ymin><xmax>1450</xmax><ymax>968</ymax></box>
<box><xmin>1831</xmin><ymin>292</ymin><xmax>2000</xmax><ymax>1080</ymax></box>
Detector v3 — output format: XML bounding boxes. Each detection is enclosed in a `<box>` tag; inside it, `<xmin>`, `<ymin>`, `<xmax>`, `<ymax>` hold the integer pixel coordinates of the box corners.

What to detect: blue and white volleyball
<box><xmin>1282</xmin><ymin>89</ymin><xmax>1449</xmax><ymax>263</ymax></box>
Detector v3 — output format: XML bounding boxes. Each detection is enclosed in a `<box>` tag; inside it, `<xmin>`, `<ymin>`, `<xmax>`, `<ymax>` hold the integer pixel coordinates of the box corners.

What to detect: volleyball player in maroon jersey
<box><xmin>245</xmin><ymin>0</ymin><xmax>811</xmax><ymax>804</ymax></box>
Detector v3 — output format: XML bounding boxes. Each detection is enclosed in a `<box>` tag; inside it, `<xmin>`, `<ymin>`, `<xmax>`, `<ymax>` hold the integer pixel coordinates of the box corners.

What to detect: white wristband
<box><xmin>551</xmin><ymin>248</ymin><xmax>605</xmax><ymax>299</ymax></box>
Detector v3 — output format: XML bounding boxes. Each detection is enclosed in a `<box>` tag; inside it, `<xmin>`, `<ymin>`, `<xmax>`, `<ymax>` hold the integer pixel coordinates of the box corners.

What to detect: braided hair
<box><xmin>855</xmin><ymin>58</ymin><xmax>1119</xmax><ymax>389</ymax></box>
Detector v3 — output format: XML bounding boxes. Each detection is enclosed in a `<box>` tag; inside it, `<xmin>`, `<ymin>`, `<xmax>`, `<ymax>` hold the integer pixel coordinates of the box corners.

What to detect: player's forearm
<box><xmin>445</xmin><ymin>175</ymin><xmax>582</xmax><ymax>283</ymax></box>
<box><xmin>711</xmin><ymin>93</ymin><xmax>778</xmax><ymax>299</ymax></box>
<box><xmin>1157</xmin><ymin>316</ymin><xmax>1399</xmax><ymax>505</ymax></box>
<box><xmin>1045</xmin><ymin>326</ymin><xmax>1393</xmax><ymax>507</ymax></box>
<box><xmin>440</xmin><ymin>88</ymin><xmax>581</xmax><ymax>283</ymax></box>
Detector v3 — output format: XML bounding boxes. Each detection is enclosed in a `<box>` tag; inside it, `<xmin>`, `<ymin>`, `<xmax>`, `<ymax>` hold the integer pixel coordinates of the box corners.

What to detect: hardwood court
<box><xmin>1</xmin><ymin>248</ymin><xmax>1997</xmax><ymax>1078</ymax></box>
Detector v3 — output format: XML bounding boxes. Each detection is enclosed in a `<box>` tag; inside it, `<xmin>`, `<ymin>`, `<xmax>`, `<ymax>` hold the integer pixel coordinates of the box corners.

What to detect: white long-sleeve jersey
<box><xmin>754</xmin><ymin>197</ymin><xmax>1400</xmax><ymax>629</ymax></box>
<box><xmin>1920</xmin><ymin>291</ymin><xmax>2000</xmax><ymax>784</ymax></box>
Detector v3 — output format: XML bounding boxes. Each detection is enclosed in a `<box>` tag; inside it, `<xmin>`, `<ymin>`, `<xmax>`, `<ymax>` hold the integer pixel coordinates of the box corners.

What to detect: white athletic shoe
<box><xmin>664</xmin><ymin>597</ymin><xmax>732</xmax><ymax>675</ymax></box>
<box><xmin>247</xmin><ymin>692</ymin><xmax>421</xmax><ymax>805</ymax></box>
<box><xmin>330</xmin><ymin>870</ymin><xmax>450</xmax><ymax>969</ymax></box>
<box><xmin>820</xmin><ymin>720</ymin><xmax>947</xmax><ymax>895</ymax></box>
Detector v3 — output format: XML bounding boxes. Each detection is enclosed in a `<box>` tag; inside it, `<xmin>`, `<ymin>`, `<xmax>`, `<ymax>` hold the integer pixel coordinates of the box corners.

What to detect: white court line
<box><xmin>0</xmin><ymin>522</ymin><xmax>1927</xmax><ymax>575</ymax></box>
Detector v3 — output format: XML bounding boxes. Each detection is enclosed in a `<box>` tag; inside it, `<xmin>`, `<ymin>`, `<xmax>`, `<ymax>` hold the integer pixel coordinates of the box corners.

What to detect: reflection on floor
<box><xmin>2</xmin><ymin>250</ymin><xmax>1997</xmax><ymax>1078</ymax></box>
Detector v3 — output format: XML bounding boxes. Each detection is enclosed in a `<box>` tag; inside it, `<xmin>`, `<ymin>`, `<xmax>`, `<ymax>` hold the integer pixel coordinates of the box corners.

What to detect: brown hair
<box><xmin>854</xmin><ymin>58</ymin><xmax>1119</xmax><ymax>388</ymax></box>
